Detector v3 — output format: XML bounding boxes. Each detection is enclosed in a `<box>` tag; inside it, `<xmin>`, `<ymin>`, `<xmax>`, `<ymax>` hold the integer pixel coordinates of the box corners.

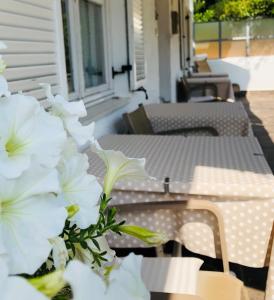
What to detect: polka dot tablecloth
<box><xmin>145</xmin><ymin>103</ymin><xmax>251</xmax><ymax>137</ymax></box>
<box><xmin>87</xmin><ymin>135</ymin><xmax>274</xmax><ymax>298</ymax></box>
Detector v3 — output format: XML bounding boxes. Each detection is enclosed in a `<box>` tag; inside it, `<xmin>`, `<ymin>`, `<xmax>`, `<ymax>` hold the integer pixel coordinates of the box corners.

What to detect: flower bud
<box><xmin>118</xmin><ymin>225</ymin><xmax>167</xmax><ymax>246</ymax></box>
<box><xmin>29</xmin><ymin>270</ymin><xmax>65</xmax><ymax>298</ymax></box>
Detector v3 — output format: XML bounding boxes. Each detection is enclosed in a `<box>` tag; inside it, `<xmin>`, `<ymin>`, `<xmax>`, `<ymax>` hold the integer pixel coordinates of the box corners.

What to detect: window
<box><xmin>127</xmin><ymin>0</ymin><xmax>146</xmax><ymax>88</ymax></box>
<box><xmin>61</xmin><ymin>0</ymin><xmax>112</xmax><ymax>102</ymax></box>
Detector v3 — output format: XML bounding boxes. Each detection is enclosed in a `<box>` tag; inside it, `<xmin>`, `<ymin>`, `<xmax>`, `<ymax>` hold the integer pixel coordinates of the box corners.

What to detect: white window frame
<box><xmin>127</xmin><ymin>0</ymin><xmax>146</xmax><ymax>89</ymax></box>
<box><xmin>58</xmin><ymin>0</ymin><xmax>113</xmax><ymax>104</ymax></box>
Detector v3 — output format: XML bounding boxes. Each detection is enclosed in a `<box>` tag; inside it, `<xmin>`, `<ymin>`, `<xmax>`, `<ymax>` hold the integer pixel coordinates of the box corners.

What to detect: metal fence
<box><xmin>194</xmin><ymin>18</ymin><xmax>274</xmax><ymax>59</ymax></box>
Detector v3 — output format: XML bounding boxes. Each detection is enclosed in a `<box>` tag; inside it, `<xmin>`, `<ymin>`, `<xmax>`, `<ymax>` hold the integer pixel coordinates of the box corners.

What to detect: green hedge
<box><xmin>194</xmin><ymin>0</ymin><xmax>274</xmax><ymax>22</ymax></box>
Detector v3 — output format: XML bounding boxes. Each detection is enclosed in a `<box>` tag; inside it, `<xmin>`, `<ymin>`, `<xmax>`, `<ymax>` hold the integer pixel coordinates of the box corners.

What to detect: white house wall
<box><xmin>156</xmin><ymin>0</ymin><xmax>182</xmax><ymax>102</ymax></box>
<box><xmin>170</xmin><ymin>0</ymin><xmax>182</xmax><ymax>101</ymax></box>
<box><xmin>93</xmin><ymin>0</ymin><xmax>160</xmax><ymax>138</ymax></box>
<box><xmin>0</xmin><ymin>0</ymin><xmax>160</xmax><ymax>138</ymax></box>
<box><xmin>209</xmin><ymin>56</ymin><xmax>274</xmax><ymax>91</ymax></box>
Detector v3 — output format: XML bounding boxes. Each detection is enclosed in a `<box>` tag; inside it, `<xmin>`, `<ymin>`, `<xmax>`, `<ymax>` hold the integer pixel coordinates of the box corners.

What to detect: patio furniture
<box><xmin>143</xmin><ymin>257</ymin><xmax>204</xmax><ymax>296</ymax></box>
<box><xmin>191</xmin><ymin>57</ymin><xmax>241</xmax><ymax>96</ymax></box>
<box><xmin>189</xmin><ymin>72</ymin><xmax>229</xmax><ymax>79</ymax></box>
<box><xmin>177</xmin><ymin>77</ymin><xmax>228</xmax><ymax>103</ymax></box>
<box><xmin>145</xmin><ymin>102</ymin><xmax>251</xmax><ymax>136</ymax></box>
<box><xmin>194</xmin><ymin>57</ymin><xmax>212</xmax><ymax>73</ymax></box>
<box><xmin>123</xmin><ymin>104</ymin><xmax>219</xmax><ymax>136</ymax></box>
<box><xmin>193</xmin><ymin>56</ymin><xmax>228</xmax><ymax>78</ymax></box>
<box><xmin>144</xmin><ymin>258</ymin><xmax>249</xmax><ymax>300</ymax></box>
<box><xmin>87</xmin><ymin>134</ymin><xmax>274</xmax><ymax>297</ymax></box>
<box><xmin>185</xmin><ymin>77</ymin><xmax>235</xmax><ymax>102</ymax></box>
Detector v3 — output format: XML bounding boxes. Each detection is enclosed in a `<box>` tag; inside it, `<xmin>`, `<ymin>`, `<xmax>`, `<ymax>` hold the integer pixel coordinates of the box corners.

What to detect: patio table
<box><xmin>87</xmin><ymin>135</ymin><xmax>274</xmax><ymax>294</ymax></box>
<box><xmin>145</xmin><ymin>102</ymin><xmax>251</xmax><ymax>137</ymax></box>
<box><xmin>186</xmin><ymin>77</ymin><xmax>235</xmax><ymax>100</ymax></box>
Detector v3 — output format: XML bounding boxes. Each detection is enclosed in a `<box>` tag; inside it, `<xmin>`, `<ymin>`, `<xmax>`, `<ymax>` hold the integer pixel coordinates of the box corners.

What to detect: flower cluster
<box><xmin>0</xmin><ymin>43</ymin><xmax>165</xmax><ymax>299</ymax></box>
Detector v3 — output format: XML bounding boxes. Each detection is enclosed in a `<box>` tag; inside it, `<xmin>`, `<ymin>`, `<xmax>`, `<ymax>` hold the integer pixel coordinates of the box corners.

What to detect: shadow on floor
<box><xmin>241</xmin><ymin>91</ymin><xmax>274</xmax><ymax>173</ymax></box>
<box><xmin>115</xmin><ymin>91</ymin><xmax>274</xmax><ymax>292</ymax></box>
<box><xmin>115</xmin><ymin>242</ymin><xmax>268</xmax><ymax>291</ymax></box>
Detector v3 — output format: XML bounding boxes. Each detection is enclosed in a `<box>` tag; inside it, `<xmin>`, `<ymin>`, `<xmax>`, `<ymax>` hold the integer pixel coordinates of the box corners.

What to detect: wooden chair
<box><xmin>119</xmin><ymin>198</ymin><xmax>249</xmax><ymax>300</ymax></box>
<box><xmin>123</xmin><ymin>104</ymin><xmax>219</xmax><ymax>136</ymax></box>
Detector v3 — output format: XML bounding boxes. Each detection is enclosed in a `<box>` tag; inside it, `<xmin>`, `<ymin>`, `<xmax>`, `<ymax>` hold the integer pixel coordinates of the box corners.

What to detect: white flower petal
<box><xmin>40</xmin><ymin>83</ymin><xmax>87</xmax><ymax>118</ymax></box>
<box><xmin>0</xmin><ymin>58</ymin><xmax>7</xmax><ymax>74</ymax></box>
<box><xmin>30</xmin><ymin>110</ymin><xmax>67</xmax><ymax>169</ymax></box>
<box><xmin>91</xmin><ymin>142</ymin><xmax>151</xmax><ymax>197</ymax></box>
<box><xmin>64</xmin><ymin>260</ymin><xmax>107</xmax><ymax>300</ymax></box>
<box><xmin>65</xmin><ymin>119</ymin><xmax>95</xmax><ymax>147</ymax></box>
<box><xmin>54</xmin><ymin>95</ymin><xmax>87</xmax><ymax>118</ymax></box>
<box><xmin>75</xmin><ymin>237</ymin><xmax>115</xmax><ymax>268</ymax></box>
<box><xmin>0</xmin><ymin>165</ymin><xmax>67</xmax><ymax>275</ymax></box>
<box><xmin>0</xmin><ymin>42</ymin><xmax>7</xmax><ymax>50</ymax></box>
<box><xmin>50</xmin><ymin>237</ymin><xmax>69</xmax><ymax>270</ymax></box>
<box><xmin>108</xmin><ymin>254</ymin><xmax>150</xmax><ymax>300</ymax></box>
<box><xmin>58</xmin><ymin>152</ymin><xmax>102</xmax><ymax>229</ymax></box>
<box><xmin>4</xmin><ymin>276</ymin><xmax>49</xmax><ymax>300</ymax></box>
<box><xmin>0</xmin><ymin>257</ymin><xmax>48</xmax><ymax>299</ymax></box>
<box><xmin>91</xmin><ymin>236</ymin><xmax>116</xmax><ymax>263</ymax></box>
<box><xmin>0</xmin><ymin>164</ymin><xmax>61</xmax><ymax>201</ymax></box>
<box><xmin>0</xmin><ymin>94</ymin><xmax>66</xmax><ymax>179</ymax></box>
<box><xmin>0</xmin><ymin>75</ymin><xmax>10</xmax><ymax>97</ymax></box>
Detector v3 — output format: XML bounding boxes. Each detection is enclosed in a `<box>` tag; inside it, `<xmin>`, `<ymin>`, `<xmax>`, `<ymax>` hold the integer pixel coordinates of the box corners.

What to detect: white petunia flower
<box><xmin>0</xmin><ymin>42</ymin><xmax>7</xmax><ymax>50</ymax></box>
<box><xmin>0</xmin><ymin>42</ymin><xmax>10</xmax><ymax>98</ymax></box>
<box><xmin>49</xmin><ymin>237</ymin><xmax>69</xmax><ymax>270</ymax></box>
<box><xmin>108</xmin><ymin>253</ymin><xmax>150</xmax><ymax>300</ymax></box>
<box><xmin>64</xmin><ymin>260</ymin><xmax>108</xmax><ymax>300</ymax></box>
<box><xmin>64</xmin><ymin>253</ymin><xmax>150</xmax><ymax>300</ymax></box>
<box><xmin>0</xmin><ymin>258</ymin><xmax>49</xmax><ymax>300</ymax></box>
<box><xmin>40</xmin><ymin>83</ymin><xmax>95</xmax><ymax>147</ymax></box>
<box><xmin>0</xmin><ymin>164</ymin><xmax>67</xmax><ymax>275</ymax></box>
<box><xmin>0</xmin><ymin>75</ymin><xmax>10</xmax><ymax>97</ymax></box>
<box><xmin>0</xmin><ymin>58</ymin><xmax>6</xmax><ymax>74</ymax></box>
<box><xmin>58</xmin><ymin>140</ymin><xmax>102</xmax><ymax>229</ymax></box>
<box><xmin>0</xmin><ymin>94</ymin><xmax>66</xmax><ymax>179</ymax></box>
<box><xmin>91</xmin><ymin>142</ymin><xmax>151</xmax><ymax>198</ymax></box>
<box><xmin>75</xmin><ymin>236</ymin><xmax>116</xmax><ymax>268</ymax></box>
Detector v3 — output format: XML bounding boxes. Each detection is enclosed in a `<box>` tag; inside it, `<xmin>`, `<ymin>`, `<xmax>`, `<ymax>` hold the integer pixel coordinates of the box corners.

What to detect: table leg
<box><xmin>265</xmin><ymin>222</ymin><xmax>274</xmax><ymax>300</ymax></box>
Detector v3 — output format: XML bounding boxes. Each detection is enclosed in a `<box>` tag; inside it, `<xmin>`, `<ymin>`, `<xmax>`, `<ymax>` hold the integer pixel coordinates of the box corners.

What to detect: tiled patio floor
<box><xmin>241</xmin><ymin>91</ymin><xmax>274</xmax><ymax>173</ymax></box>
<box><xmin>241</xmin><ymin>91</ymin><xmax>274</xmax><ymax>300</ymax></box>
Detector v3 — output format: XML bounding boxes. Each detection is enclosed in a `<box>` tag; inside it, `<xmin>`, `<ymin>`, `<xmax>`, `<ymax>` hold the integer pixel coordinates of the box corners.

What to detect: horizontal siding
<box><xmin>18</xmin><ymin>0</ymin><xmax>54</xmax><ymax>10</ymax></box>
<box><xmin>0</xmin><ymin>41</ymin><xmax>55</xmax><ymax>54</ymax></box>
<box><xmin>8</xmin><ymin>75</ymin><xmax>58</xmax><ymax>93</ymax></box>
<box><xmin>0</xmin><ymin>25</ymin><xmax>54</xmax><ymax>42</ymax></box>
<box><xmin>0</xmin><ymin>0</ymin><xmax>53</xmax><ymax>20</ymax></box>
<box><xmin>4</xmin><ymin>54</ymin><xmax>56</xmax><ymax>67</ymax></box>
<box><xmin>5</xmin><ymin>65</ymin><xmax>57</xmax><ymax>81</ymax></box>
<box><xmin>25</xmin><ymin>85</ymin><xmax>59</xmax><ymax>100</ymax></box>
<box><xmin>0</xmin><ymin>0</ymin><xmax>61</xmax><ymax>99</ymax></box>
<box><xmin>0</xmin><ymin>11</ymin><xmax>54</xmax><ymax>31</ymax></box>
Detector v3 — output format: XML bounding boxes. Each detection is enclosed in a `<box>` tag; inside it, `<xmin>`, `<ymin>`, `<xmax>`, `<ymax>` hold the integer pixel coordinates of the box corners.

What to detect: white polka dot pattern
<box><xmin>145</xmin><ymin>103</ymin><xmax>250</xmax><ymax>137</ymax></box>
<box><xmin>88</xmin><ymin>135</ymin><xmax>274</xmax><ymax>199</ymax></box>
<box><xmin>86</xmin><ymin>135</ymin><xmax>274</xmax><ymax>297</ymax></box>
<box><xmin>107</xmin><ymin>190</ymin><xmax>274</xmax><ymax>268</ymax></box>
